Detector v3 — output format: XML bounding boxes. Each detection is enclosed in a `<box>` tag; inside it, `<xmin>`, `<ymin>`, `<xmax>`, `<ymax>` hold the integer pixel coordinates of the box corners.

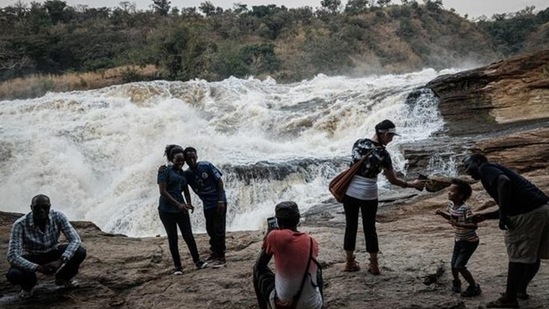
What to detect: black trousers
<box><xmin>204</xmin><ymin>206</ymin><xmax>227</xmax><ymax>258</ymax></box>
<box><xmin>6</xmin><ymin>244</ymin><xmax>86</xmax><ymax>291</ymax></box>
<box><xmin>343</xmin><ymin>195</ymin><xmax>379</xmax><ymax>253</ymax></box>
<box><xmin>159</xmin><ymin>210</ymin><xmax>200</xmax><ymax>268</ymax></box>
<box><xmin>253</xmin><ymin>266</ymin><xmax>275</xmax><ymax>309</ymax></box>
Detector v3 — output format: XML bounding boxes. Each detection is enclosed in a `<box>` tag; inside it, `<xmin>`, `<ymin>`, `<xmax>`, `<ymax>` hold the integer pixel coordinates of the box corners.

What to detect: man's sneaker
<box><xmin>461</xmin><ymin>284</ymin><xmax>481</xmax><ymax>297</ymax></box>
<box><xmin>173</xmin><ymin>267</ymin><xmax>183</xmax><ymax>275</ymax></box>
<box><xmin>55</xmin><ymin>278</ymin><xmax>80</xmax><ymax>288</ymax></box>
<box><xmin>195</xmin><ymin>260</ymin><xmax>208</xmax><ymax>269</ymax></box>
<box><xmin>20</xmin><ymin>289</ymin><xmax>33</xmax><ymax>299</ymax></box>
<box><xmin>501</xmin><ymin>292</ymin><xmax>530</xmax><ymax>300</ymax></box>
<box><xmin>486</xmin><ymin>296</ymin><xmax>519</xmax><ymax>308</ymax></box>
<box><xmin>210</xmin><ymin>258</ymin><xmax>226</xmax><ymax>269</ymax></box>
<box><xmin>451</xmin><ymin>279</ymin><xmax>462</xmax><ymax>293</ymax></box>
<box><xmin>204</xmin><ymin>254</ymin><xmax>218</xmax><ymax>262</ymax></box>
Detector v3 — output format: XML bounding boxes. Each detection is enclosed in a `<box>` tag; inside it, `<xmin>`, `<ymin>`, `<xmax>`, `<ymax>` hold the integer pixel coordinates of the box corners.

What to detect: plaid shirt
<box><xmin>7</xmin><ymin>209</ymin><xmax>81</xmax><ymax>271</ymax></box>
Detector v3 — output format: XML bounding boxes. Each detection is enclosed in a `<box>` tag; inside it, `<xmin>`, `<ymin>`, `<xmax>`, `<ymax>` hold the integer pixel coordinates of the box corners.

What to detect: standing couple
<box><xmin>157</xmin><ymin>145</ymin><xmax>227</xmax><ymax>274</ymax></box>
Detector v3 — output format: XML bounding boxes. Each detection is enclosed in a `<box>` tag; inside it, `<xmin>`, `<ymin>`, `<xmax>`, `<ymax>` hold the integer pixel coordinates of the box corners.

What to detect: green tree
<box><xmin>345</xmin><ymin>0</ymin><xmax>369</xmax><ymax>14</ymax></box>
<box><xmin>320</xmin><ymin>0</ymin><xmax>341</xmax><ymax>14</ymax></box>
<box><xmin>378</xmin><ymin>0</ymin><xmax>392</xmax><ymax>7</ymax></box>
<box><xmin>43</xmin><ymin>0</ymin><xmax>68</xmax><ymax>24</ymax></box>
<box><xmin>152</xmin><ymin>0</ymin><xmax>171</xmax><ymax>16</ymax></box>
<box><xmin>424</xmin><ymin>0</ymin><xmax>442</xmax><ymax>11</ymax></box>
<box><xmin>240</xmin><ymin>43</ymin><xmax>280</xmax><ymax>73</ymax></box>
<box><xmin>199</xmin><ymin>1</ymin><xmax>215</xmax><ymax>16</ymax></box>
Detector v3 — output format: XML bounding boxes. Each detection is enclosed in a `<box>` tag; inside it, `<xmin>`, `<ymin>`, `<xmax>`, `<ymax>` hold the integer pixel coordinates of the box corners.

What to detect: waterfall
<box><xmin>0</xmin><ymin>69</ymin><xmax>460</xmax><ymax>236</ymax></box>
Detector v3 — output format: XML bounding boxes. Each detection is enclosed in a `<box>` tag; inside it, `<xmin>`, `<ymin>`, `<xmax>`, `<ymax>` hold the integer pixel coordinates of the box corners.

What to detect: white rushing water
<box><xmin>0</xmin><ymin>69</ymin><xmax>460</xmax><ymax>237</ymax></box>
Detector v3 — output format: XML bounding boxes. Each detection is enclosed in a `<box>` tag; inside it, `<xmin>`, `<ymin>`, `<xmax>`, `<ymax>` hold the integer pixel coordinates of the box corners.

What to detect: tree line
<box><xmin>0</xmin><ymin>0</ymin><xmax>548</xmax><ymax>84</ymax></box>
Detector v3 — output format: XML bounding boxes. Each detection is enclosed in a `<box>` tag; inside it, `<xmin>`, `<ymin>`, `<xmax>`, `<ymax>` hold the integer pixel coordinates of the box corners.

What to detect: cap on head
<box><xmin>375</xmin><ymin>119</ymin><xmax>399</xmax><ymax>136</ymax></box>
<box><xmin>463</xmin><ymin>153</ymin><xmax>488</xmax><ymax>164</ymax></box>
<box><xmin>275</xmin><ymin>201</ymin><xmax>300</xmax><ymax>220</ymax></box>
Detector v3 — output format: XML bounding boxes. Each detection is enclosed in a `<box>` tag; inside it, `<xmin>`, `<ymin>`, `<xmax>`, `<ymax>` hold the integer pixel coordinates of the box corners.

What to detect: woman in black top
<box><xmin>343</xmin><ymin>120</ymin><xmax>425</xmax><ymax>275</ymax></box>
<box><xmin>157</xmin><ymin>145</ymin><xmax>207</xmax><ymax>274</ymax></box>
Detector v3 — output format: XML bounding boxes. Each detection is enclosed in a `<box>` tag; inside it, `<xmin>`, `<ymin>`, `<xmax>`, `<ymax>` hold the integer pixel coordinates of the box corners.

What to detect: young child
<box><xmin>435</xmin><ymin>178</ymin><xmax>482</xmax><ymax>297</ymax></box>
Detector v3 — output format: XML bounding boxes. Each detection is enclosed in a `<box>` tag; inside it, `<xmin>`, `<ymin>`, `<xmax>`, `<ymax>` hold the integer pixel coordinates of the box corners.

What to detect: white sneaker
<box><xmin>20</xmin><ymin>289</ymin><xmax>33</xmax><ymax>299</ymax></box>
<box><xmin>55</xmin><ymin>278</ymin><xmax>80</xmax><ymax>288</ymax></box>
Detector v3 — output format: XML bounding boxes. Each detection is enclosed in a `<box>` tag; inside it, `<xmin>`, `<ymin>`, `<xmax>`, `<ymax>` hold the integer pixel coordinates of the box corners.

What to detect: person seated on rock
<box><xmin>253</xmin><ymin>201</ymin><xmax>323</xmax><ymax>309</ymax></box>
<box><xmin>6</xmin><ymin>194</ymin><xmax>87</xmax><ymax>299</ymax></box>
<box><xmin>435</xmin><ymin>178</ymin><xmax>482</xmax><ymax>297</ymax></box>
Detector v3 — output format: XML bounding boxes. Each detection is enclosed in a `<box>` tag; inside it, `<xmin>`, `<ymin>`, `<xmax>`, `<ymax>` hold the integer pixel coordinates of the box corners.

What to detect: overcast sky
<box><xmin>1</xmin><ymin>0</ymin><xmax>548</xmax><ymax>18</ymax></box>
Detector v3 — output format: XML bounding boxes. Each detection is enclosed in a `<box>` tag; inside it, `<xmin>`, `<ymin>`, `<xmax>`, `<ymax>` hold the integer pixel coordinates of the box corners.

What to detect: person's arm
<box><xmin>7</xmin><ymin>222</ymin><xmax>40</xmax><ymax>272</ymax></box>
<box><xmin>57</xmin><ymin>211</ymin><xmax>82</xmax><ymax>260</ymax></box>
<box><xmin>384</xmin><ymin>168</ymin><xmax>425</xmax><ymax>190</ymax></box>
<box><xmin>496</xmin><ymin>174</ymin><xmax>512</xmax><ymax>230</ymax></box>
<box><xmin>472</xmin><ymin>208</ymin><xmax>499</xmax><ymax>223</ymax></box>
<box><xmin>217</xmin><ymin>178</ymin><xmax>226</xmax><ymax>214</ymax></box>
<box><xmin>253</xmin><ymin>249</ymin><xmax>273</xmax><ymax>273</ymax></box>
<box><xmin>435</xmin><ymin>209</ymin><xmax>451</xmax><ymax>220</ymax></box>
<box><xmin>453</xmin><ymin>207</ymin><xmax>478</xmax><ymax>229</ymax></box>
<box><xmin>182</xmin><ymin>184</ymin><xmax>194</xmax><ymax>213</ymax></box>
<box><xmin>208</xmin><ymin>163</ymin><xmax>226</xmax><ymax>214</ymax></box>
<box><xmin>158</xmin><ymin>170</ymin><xmax>187</xmax><ymax>212</ymax></box>
<box><xmin>34</xmin><ymin>211</ymin><xmax>82</xmax><ymax>274</ymax></box>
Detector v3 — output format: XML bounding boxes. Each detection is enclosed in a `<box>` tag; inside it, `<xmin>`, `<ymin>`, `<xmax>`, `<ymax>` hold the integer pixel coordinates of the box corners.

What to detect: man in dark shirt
<box><xmin>183</xmin><ymin>147</ymin><xmax>228</xmax><ymax>268</ymax></box>
<box><xmin>463</xmin><ymin>154</ymin><xmax>549</xmax><ymax>308</ymax></box>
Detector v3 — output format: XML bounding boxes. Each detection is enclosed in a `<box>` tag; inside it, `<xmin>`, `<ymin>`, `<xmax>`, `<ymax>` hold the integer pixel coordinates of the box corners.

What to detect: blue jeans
<box><xmin>451</xmin><ymin>240</ymin><xmax>479</xmax><ymax>269</ymax></box>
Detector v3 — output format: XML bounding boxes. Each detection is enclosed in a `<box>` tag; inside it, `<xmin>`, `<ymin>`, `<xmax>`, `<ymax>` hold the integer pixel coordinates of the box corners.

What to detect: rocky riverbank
<box><xmin>1</xmin><ymin>167</ymin><xmax>548</xmax><ymax>309</ymax></box>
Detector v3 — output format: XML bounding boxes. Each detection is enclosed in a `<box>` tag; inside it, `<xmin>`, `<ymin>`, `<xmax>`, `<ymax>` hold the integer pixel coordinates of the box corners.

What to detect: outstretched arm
<box><xmin>435</xmin><ymin>209</ymin><xmax>451</xmax><ymax>220</ymax></box>
<box><xmin>384</xmin><ymin>168</ymin><xmax>425</xmax><ymax>190</ymax></box>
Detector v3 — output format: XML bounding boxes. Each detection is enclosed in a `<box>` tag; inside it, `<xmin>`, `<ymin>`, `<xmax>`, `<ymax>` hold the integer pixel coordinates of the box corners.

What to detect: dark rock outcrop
<box><xmin>426</xmin><ymin>49</ymin><xmax>549</xmax><ymax>135</ymax></box>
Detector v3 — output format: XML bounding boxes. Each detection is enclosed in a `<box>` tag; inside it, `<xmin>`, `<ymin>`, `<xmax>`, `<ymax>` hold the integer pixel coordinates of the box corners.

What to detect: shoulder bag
<box><xmin>328</xmin><ymin>150</ymin><xmax>372</xmax><ymax>203</ymax></box>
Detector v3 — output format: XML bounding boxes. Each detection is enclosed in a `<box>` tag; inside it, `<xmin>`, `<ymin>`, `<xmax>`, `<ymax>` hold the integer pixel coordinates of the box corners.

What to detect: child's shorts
<box><xmin>451</xmin><ymin>240</ymin><xmax>479</xmax><ymax>269</ymax></box>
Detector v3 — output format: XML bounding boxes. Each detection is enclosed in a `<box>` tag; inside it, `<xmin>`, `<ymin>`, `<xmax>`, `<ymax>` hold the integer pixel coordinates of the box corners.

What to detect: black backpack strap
<box><xmin>293</xmin><ymin>237</ymin><xmax>314</xmax><ymax>303</ymax></box>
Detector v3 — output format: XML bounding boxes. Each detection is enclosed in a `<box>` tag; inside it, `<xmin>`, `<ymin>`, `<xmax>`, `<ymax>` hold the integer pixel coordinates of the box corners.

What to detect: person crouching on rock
<box><xmin>6</xmin><ymin>194</ymin><xmax>87</xmax><ymax>299</ymax></box>
<box><xmin>253</xmin><ymin>201</ymin><xmax>323</xmax><ymax>309</ymax></box>
<box><xmin>435</xmin><ymin>178</ymin><xmax>482</xmax><ymax>297</ymax></box>
<box><xmin>342</xmin><ymin>119</ymin><xmax>425</xmax><ymax>274</ymax></box>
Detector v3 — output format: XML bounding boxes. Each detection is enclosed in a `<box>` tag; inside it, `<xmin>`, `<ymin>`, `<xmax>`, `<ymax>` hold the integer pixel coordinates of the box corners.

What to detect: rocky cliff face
<box><xmin>1</xmin><ymin>51</ymin><xmax>549</xmax><ymax>309</ymax></box>
<box><xmin>401</xmin><ymin>48</ymin><xmax>549</xmax><ymax>176</ymax></box>
<box><xmin>426</xmin><ymin>49</ymin><xmax>549</xmax><ymax>136</ymax></box>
